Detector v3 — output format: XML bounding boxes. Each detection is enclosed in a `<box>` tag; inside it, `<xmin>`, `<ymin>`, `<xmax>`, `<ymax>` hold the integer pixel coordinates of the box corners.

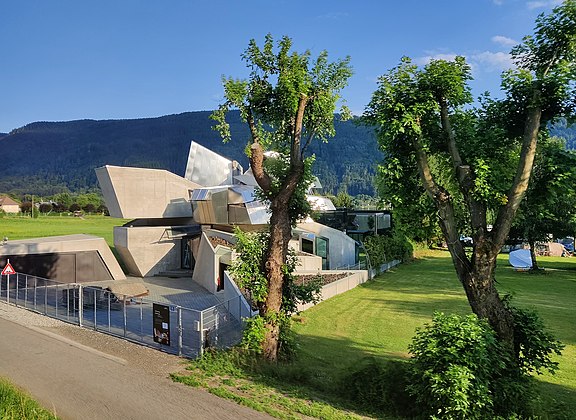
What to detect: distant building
<box><xmin>0</xmin><ymin>196</ymin><xmax>20</xmax><ymax>213</ymax></box>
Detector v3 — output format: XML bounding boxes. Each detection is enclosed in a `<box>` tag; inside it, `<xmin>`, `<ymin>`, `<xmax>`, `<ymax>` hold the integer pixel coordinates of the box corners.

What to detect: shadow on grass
<box><xmin>187</xmin><ymin>333</ymin><xmax>576</xmax><ymax>419</ymax></box>
<box><xmin>535</xmin><ymin>379</ymin><xmax>576</xmax><ymax>420</ymax></box>
<box><xmin>175</xmin><ymin>334</ymin><xmax>410</xmax><ymax>419</ymax></box>
<box><xmin>246</xmin><ymin>334</ymin><xmax>411</xmax><ymax>419</ymax></box>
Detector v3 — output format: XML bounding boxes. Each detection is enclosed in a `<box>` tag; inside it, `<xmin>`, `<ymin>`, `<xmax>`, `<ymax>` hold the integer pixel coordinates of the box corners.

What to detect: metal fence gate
<box><xmin>0</xmin><ymin>272</ymin><xmax>246</xmax><ymax>358</ymax></box>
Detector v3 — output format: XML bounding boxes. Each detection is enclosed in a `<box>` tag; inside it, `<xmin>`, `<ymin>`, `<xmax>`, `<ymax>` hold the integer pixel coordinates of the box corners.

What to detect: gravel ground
<box><xmin>0</xmin><ymin>303</ymin><xmax>189</xmax><ymax>378</ymax></box>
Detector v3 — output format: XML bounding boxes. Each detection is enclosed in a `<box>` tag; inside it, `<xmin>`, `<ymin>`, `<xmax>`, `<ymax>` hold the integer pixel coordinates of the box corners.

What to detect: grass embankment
<box><xmin>0</xmin><ymin>377</ymin><xmax>58</xmax><ymax>419</ymax></box>
<box><xmin>174</xmin><ymin>250</ymin><xmax>576</xmax><ymax>419</ymax></box>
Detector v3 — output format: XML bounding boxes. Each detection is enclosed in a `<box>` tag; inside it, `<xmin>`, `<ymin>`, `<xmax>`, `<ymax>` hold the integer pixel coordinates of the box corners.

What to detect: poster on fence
<box><xmin>153</xmin><ymin>303</ymin><xmax>170</xmax><ymax>346</ymax></box>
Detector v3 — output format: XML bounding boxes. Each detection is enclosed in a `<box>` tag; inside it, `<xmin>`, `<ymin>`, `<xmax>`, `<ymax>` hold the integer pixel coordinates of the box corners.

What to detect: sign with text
<box><xmin>152</xmin><ymin>303</ymin><xmax>170</xmax><ymax>346</ymax></box>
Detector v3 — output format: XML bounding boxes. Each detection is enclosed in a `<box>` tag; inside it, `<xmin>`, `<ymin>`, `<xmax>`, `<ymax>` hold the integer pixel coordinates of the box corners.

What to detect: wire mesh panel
<box><xmin>180</xmin><ymin>307</ymin><xmax>202</xmax><ymax>358</ymax></box>
<box><xmin>201</xmin><ymin>296</ymin><xmax>243</xmax><ymax>351</ymax></box>
<box><xmin>0</xmin><ymin>272</ymin><xmax>248</xmax><ymax>360</ymax></box>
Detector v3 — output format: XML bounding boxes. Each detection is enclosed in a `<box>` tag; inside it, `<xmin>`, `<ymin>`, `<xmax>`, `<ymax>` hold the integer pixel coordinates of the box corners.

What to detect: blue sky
<box><xmin>0</xmin><ymin>0</ymin><xmax>564</xmax><ymax>132</ymax></box>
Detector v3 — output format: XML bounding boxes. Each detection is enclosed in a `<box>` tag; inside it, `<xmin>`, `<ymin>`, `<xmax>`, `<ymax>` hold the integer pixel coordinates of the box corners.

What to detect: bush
<box><xmin>38</xmin><ymin>203</ymin><xmax>53</xmax><ymax>214</ymax></box>
<box><xmin>363</xmin><ymin>229</ymin><xmax>413</xmax><ymax>268</ymax></box>
<box><xmin>408</xmin><ymin>313</ymin><xmax>498</xmax><ymax>419</ymax></box>
<box><xmin>504</xmin><ymin>296</ymin><xmax>564</xmax><ymax>376</ymax></box>
<box><xmin>408</xmin><ymin>311</ymin><xmax>563</xmax><ymax>419</ymax></box>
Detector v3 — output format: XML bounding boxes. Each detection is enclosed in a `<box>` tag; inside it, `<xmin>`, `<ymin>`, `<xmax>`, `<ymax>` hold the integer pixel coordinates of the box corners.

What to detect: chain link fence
<box><xmin>0</xmin><ymin>272</ymin><xmax>247</xmax><ymax>359</ymax></box>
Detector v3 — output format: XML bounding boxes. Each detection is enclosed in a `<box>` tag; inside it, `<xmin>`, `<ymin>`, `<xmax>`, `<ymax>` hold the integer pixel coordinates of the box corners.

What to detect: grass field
<box><xmin>290</xmin><ymin>250</ymin><xmax>576</xmax><ymax>417</ymax></box>
<box><xmin>1</xmin><ymin>216</ymin><xmax>574</xmax><ymax>417</ymax></box>
<box><xmin>0</xmin><ymin>214</ymin><xmax>127</xmax><ymax>247</ymax></box>
<box><xmin>176</xmin><ymin>249</ymin><xmax>576</xmax><ymax>419</ymax></box>
<box><xmin>0</xmin><ymin>377</ymin><xmax>58</xmax><ymax>419</ymax></box>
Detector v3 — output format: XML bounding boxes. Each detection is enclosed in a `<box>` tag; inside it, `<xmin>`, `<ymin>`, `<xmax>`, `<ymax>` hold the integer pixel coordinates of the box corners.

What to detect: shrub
<box><xmin>504</xmin><ymin>296</ymin><xmax>564</xmax><ymax>376</ymax></box>
<box><xmin>240</xmin><ymin>315</ymin><xmax>266</xmax><ymax>354</ymax></box>
<box><xmin>408</xmin><ymin>313</ymin><xmax>498</xmax><ymax>419</ymax></box>
<box><xmin>363</xmin><ymin>229</ymin><xmax>413</xmax><ymax>268</ymax></box>
<box><xmin>38</xmin><ymin>203</ymin><xmax>53</xmax><ymax>214</ymax></box>
<box><xmin>407</xmin><ymin>311</ymin><xmax>563</xmax><ymax>419</ymax></box>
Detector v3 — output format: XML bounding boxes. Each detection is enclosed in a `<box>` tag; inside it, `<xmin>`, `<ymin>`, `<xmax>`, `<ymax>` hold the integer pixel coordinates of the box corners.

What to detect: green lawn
<box><xmin>0</xmin><ymin>377</ymin><xmax>59</xmax><ymax>419</ymax></box>
<box><xmin>177</xmin><ymin>249</ymin><xmax>576</xmax><ymax>418</ymax></box>
<box><xmin>0</xmin><ymin>214</ymin><xmax>127</xmax><ymax>247</ymax></box>
<box><xmin>1</xmin><ymin>216</ymin><xmax>573</xmax><ymax>417</ymax></box>
<box><xmin>290</xmin><ymin>250</ymin><xmax>576</xmax><ymax>417</ymax></box>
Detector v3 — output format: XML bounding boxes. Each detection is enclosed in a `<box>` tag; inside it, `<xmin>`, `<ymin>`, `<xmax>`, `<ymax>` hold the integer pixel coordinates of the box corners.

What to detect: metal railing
<box><xmin>0</xmin><ymin>272</ymin><xmax>247</xmax><ymax>359</ymax></box>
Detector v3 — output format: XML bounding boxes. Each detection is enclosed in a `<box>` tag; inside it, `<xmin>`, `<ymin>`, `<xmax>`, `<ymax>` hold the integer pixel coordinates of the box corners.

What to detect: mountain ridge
<box><xmin>0</xmin><ymin>111</ymin><xmax>381</xmax><ymax>197</ymax></box>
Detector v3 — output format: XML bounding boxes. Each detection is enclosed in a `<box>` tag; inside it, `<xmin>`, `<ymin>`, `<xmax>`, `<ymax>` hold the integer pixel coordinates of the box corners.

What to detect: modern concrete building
<box><xmin>0</xmin><ymin>141</ymin><xmax>364</xmax><ymax>320</ymax></box>
<box><xmin>95</xmin><ymin>141</ymin><xmax>362</xmax><ymax>281</ymax></box>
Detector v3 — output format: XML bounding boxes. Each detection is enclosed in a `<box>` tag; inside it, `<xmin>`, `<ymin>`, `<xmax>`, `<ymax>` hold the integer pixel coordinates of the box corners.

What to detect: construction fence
<box><xmin>0</xmin><ymin>272</ymin><xmax>245</xmax><ymax>359</ymax></box>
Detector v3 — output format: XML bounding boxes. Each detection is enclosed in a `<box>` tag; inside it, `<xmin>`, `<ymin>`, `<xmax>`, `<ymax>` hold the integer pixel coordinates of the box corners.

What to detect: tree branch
<box><xmin>247</xmin><ymin>109</ymin><xmax>273</xmax><ymax>193</ymax></box>
<box><xmin>492</xmin><ymin>90</ymin><xmax>542</xmax><ymax>249</ymax></box>
<box><xmin>439</xmin><ymin>99</ymin><xmax>487</xmax><ymax>244</ymax></box>
<box><xmin>412</xmin><ymin>134</ymin><xmax>472</xmax><ymax>273</ymax></box>
<box><xmin>291</xmin><ymin>93</ymin><xmax>308</xmax><ymax>169</ymax></box>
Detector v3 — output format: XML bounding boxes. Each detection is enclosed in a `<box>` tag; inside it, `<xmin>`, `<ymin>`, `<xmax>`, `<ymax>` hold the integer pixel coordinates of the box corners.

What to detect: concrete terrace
<box><xmin>88</xmin><ymin>275</ymin><xmax>222</xmax><ymax>311</ymax></box>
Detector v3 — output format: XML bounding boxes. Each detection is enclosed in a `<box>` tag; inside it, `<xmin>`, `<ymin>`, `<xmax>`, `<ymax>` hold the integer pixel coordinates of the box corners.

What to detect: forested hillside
<box><xmin>550</xmin><ymin>118</ymin><xmax>576</xmax><ymax>149</ymax></box>
<box><xmin>0</xmin><ymin>111</ymin><xmax>381</xmax><ymax>196</ymax></box>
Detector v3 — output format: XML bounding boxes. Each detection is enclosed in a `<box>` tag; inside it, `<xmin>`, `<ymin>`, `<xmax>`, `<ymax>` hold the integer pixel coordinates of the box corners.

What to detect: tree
<box><xmin>510</xmin><ymin>138</ymin><xmax>576</xmax><ymax>269</ymax></box>
<box><xmin>331</xmin><ymin>191</ymin><xmax>354</xmax><ymax>209</ymax></box>
<box><xmin>76</xmin><ymin>192</ymin><xmax>102</xmax><ymax>209</ymax></box>
<box><xmin>38</xmin><ymin>203</ymin><xmax>53</xmax><ymax>214</ymax></box>
<box><xmin>212</xmin><ymin>34</ymin><xmax>352</xmax><ymax>361</ymax></box>
<box><xmin>230</xmin><ymin>228</ymin><xmax>321</xmax><ymax>357</ymax></box>
<box><xmin>52</xmin><ymin>192</ymin><xmax>73</xmax><ymax>211</ymax></box>
<box><xmin>364</xmin><ymin>2</ymin><xmax>576</xmax><ymax>348</ymax></box>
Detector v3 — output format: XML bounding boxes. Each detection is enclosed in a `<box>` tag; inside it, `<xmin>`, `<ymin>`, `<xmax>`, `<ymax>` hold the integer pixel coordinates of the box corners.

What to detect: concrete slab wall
<box><xmin>296</xmin><ymin>253</ymin><xmax>323</xmax><ymax>271</ymax></box>
<box><xmin>192</xmin><ymin>233</ymin><xmax>217</xmax><ymax>293</ymax></box>
<box><xmin>114</xmin><ymin>226</ymin><xmax>180</xmax><ymax>277</ymax></box>
<box><xmin>221</xmin><ymin>272</ymin><xmax>257</xmax><ymax>323</ymax></box>
<box><xmin>296</xmin><ymin>270</ymin><xmax>369</xmax><ymax>312</ymax></box>
<box><xmin>192</xmin><ymin>230</ymin><xmax>235</xmax><ymax>295</ymax></box>
<box><xmin>0</xmin><ymin>234</ymin><xmax>125</xmax><ymax>282</ymax></box>
<box><xmin>96</xmin><ymin>165</ymin><xmax>200</xmax><ymax>219</ymax></box>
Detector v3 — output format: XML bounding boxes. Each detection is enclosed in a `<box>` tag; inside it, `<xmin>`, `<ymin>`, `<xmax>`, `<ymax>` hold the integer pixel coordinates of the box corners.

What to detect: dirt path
<box><xmin>0</xmin><ymin>312</ymin><xmax>271</xmax><ymax>420</ymax></box>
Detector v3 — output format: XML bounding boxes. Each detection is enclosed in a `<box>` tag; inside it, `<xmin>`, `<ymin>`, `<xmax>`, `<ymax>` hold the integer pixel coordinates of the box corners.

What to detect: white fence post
<box><xmin>178</xmin><ymin>307</ymin><xmax>183</xmax><ymax>357</ymax></box>
<box><xmin>78</xmin><ymin>284</ymin><xmax>83</xmax><ymax>327</ymax></box>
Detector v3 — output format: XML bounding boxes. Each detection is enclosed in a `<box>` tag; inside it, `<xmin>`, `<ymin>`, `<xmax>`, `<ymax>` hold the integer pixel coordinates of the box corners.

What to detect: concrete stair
<box><xmin>154</xmin><ymin>269</ymin><xmax>192</xmax><ymax>278</ymax></box>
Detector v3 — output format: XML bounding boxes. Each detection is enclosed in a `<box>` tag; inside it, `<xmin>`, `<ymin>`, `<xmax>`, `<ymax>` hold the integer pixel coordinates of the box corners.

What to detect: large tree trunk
<box><xmin>259</xmin><ymin>197</ymin><xmax>293</xmax><ymax>361</ymax></box>
<box><xmin>528</xmin><ymin>239</ymin><xmax>540</xmax><ymax>271</ymax></box>
<box><xmin>437</xmin><ymin>197</ymin><xmax>516</xmax><ymax>344</ymax></box>
<box><xmin>428</xmin><ymin>95</ymin><xmax>543</xmax><ymax>348</ymax></box>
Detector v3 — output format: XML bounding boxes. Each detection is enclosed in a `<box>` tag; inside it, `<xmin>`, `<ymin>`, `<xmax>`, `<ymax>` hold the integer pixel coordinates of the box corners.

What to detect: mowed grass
<box><xmin>175</xmin><ymin>249</ymin><xmax>576</xmax><ymax>418</ymax></box>
<box><xmin>291</xmin><ymin>249</ymin><xmax>576</xmax><ymax>416</ymax></box>
<box><xmin>1</xmin><ymin>216</ymin><xmax>574</xmax><ymax>416</ymax></box>
<box><xmin>0</xmin><ymin>377</ymin><xmax>59</xmax><ymax>419</ymax></box>
<box><xmin>0</xmin><ymin>214</ymin><xmax>127</xmax><ymax>247</ymax></box>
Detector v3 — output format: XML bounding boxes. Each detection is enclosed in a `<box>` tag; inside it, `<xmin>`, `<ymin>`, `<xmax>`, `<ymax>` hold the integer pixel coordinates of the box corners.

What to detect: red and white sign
<box><xmin>1</xmin><ymin>261</ymin><xmax>16</xmax><ymax>276</ymax></box>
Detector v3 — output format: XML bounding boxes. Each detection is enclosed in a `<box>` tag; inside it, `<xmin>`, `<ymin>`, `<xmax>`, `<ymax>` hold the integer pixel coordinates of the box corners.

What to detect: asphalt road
<box><xmin>0</xmin><ymin>317</ymin><xmax>271</xmax><ymax>420</ymax></box>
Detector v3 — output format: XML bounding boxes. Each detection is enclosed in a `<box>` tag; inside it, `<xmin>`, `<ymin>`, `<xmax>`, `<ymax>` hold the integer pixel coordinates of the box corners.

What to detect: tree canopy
<box><xmin>212</xmin><ymin>34</ymin><xmax>352</xmax><ymax>361</ymax></box>
<box><xmin>364</xmin><ymin>1</ymin><xmax>576</xmax><ymax>347</ymax></box>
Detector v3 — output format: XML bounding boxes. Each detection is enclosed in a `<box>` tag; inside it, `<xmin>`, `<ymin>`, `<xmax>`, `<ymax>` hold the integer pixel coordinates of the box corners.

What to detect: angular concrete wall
<box><xmin>0</xmin><ymin>234</ymin><xmax>125</xmax><ymax>282</ymax></box>
<box><xmin>192</xmin><ymin>230</ymin><xmax>235</xmax><ymax>294</ymax></box>
<box><xmin>296</xmin><ymin>221</ymin><xmax>358</xmax><ymax>269</ymax></box>
<box><xmin>296</xmin><ymin>270</ymin><xmax>369</xmax><ymax>312</ymax></box>
<box><xmin>113</xmin><ymin>226</ymin><xmax>181</xmax><ymax>277</ymax></box>
<box><xmin>96</xmin><ymin>165</ymin><xmax>201</xmax><ymax>219</ymax></box>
